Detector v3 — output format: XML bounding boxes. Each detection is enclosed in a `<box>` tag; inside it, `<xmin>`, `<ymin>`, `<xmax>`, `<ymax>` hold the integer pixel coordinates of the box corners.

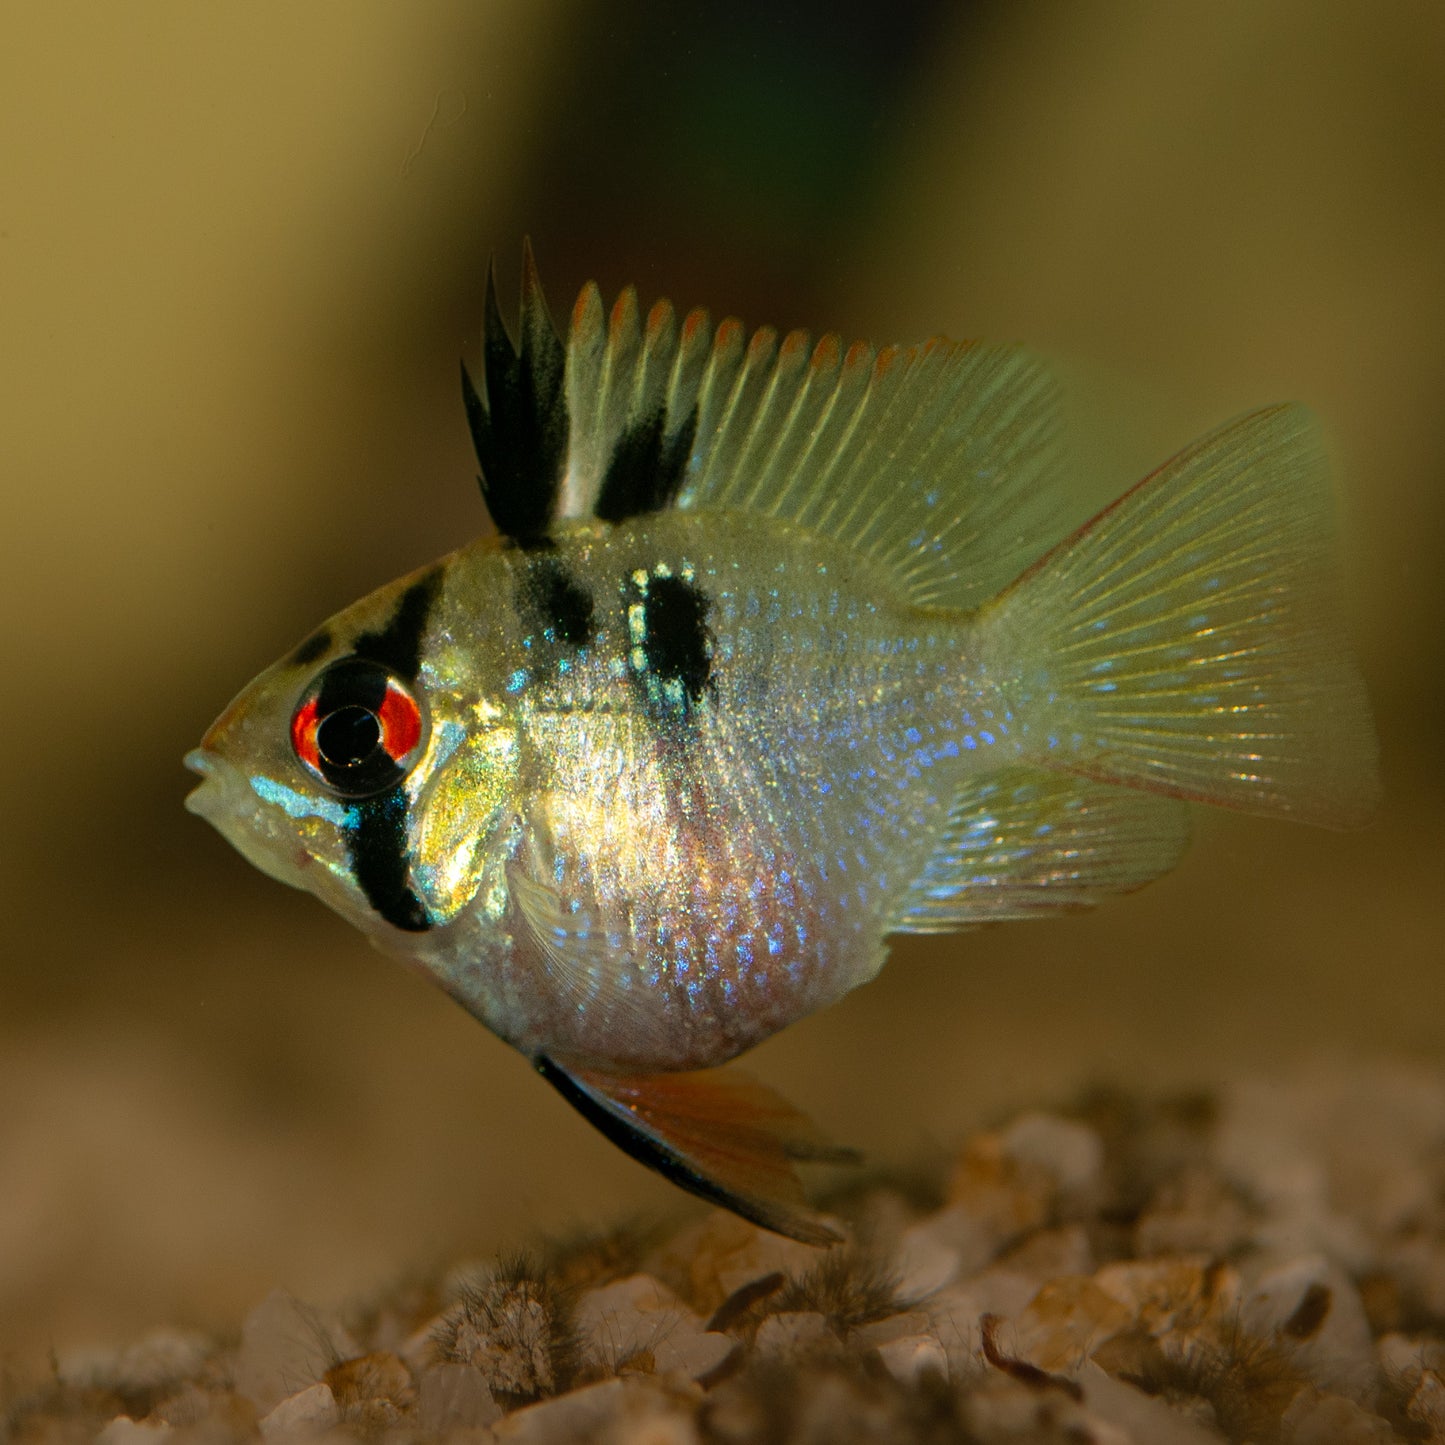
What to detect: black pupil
<box><xmin>317</xmin><ymin>706</ymin><xmax>381</xmax><ymax>768</ymax></box>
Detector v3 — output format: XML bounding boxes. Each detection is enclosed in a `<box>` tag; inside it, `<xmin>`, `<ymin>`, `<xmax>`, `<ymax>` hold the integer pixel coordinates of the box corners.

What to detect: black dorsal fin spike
<box><xmin>464</xmin><ymin>246</ymin><xmax>569</xmax><ymax>545</ymax></box>
<box><xmin>482</xmin><ymin>252</ymin><xmax>517</xmax><ymax>380</ymax></box>
<box><xmin>518</xmin><ymin>236</ymin><xmax>563</xmax><ymax>368</ymax></box>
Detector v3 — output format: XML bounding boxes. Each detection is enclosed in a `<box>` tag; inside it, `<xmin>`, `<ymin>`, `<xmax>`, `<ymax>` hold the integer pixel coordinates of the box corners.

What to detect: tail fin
<box><xmin>982</xmin><ymin>405</ymin><xmax>1379</xmax><ymax>827</ymax></box>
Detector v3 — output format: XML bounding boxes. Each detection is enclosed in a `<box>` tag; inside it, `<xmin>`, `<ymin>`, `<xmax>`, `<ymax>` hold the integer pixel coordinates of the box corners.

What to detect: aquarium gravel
<box><xmin>10</xmin><ymin>1064</ymin><xmax>1445</xmax><ymax>1444</ymax></box>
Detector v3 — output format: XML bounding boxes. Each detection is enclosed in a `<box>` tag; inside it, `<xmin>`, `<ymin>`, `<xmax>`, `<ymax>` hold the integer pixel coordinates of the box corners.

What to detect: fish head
<box><xmin>185</xmin><ymin>559</ymin><xmax>522</xmax><ymax>937</ymax></box>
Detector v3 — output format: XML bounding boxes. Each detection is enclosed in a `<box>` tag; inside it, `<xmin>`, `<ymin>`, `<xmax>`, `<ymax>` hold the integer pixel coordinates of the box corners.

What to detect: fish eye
<box><xmin>290</xmin><ymin>658</ymin><xmax>427</xmax><ymax>798</ymax></box>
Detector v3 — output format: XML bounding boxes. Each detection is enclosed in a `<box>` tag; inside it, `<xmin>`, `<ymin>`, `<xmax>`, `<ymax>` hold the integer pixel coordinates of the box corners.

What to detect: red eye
<box><xmin>375</xmin><ymin>677</ymin><xmax>423</xmax><ymax>759</ymax></box>
<box><xmin>290</xmin><ymin>660</ymin><xmax>427</xmax><ymax>797</ymax></box>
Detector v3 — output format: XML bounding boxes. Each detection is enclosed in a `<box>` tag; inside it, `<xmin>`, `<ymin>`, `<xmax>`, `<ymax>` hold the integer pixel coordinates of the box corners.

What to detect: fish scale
<box><xmin>407</xmin><ymin>511</ymin><xmax>994</xmax><ymax>1071</ymax></box>
<box><xmin>186</xmin><ymin>248</ymin><xmax>1377</xmax><ymax>1244</ymax></box>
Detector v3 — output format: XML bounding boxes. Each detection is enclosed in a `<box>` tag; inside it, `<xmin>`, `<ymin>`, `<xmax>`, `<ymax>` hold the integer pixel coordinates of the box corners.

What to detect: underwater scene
<box><xmin>3</xmin><ymin>4</ymin><xmax>1443</xmax><ymax>1440</ymax></box>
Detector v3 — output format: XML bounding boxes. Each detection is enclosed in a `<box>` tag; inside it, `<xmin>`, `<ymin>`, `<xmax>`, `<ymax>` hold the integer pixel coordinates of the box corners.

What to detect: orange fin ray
<box><xmin>536</xmin><ymin>1057</ymin><xmax>856</xmax><ymax>1246</ymax></box>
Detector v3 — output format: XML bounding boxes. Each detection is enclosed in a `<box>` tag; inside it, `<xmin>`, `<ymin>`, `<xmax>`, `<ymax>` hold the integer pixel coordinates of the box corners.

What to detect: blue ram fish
<box><xmin>185</xmin><ymin>246</ymin><xmax>1379</xmax><ymax>1243</ymax></box>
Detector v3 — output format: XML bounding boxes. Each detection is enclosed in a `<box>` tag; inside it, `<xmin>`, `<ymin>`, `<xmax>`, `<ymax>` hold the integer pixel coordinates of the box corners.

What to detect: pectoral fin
<box><xmin>536</xmin><ymin>1056</ymin><xmax>856</xmax><ymax>1246</ymax></box>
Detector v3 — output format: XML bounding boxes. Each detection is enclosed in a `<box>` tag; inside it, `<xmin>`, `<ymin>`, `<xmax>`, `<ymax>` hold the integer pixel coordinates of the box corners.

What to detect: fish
<box><xmin>185</xmin><ymin>245</ymin><xmax>1379</xmax><ymax>1245</ymax></box>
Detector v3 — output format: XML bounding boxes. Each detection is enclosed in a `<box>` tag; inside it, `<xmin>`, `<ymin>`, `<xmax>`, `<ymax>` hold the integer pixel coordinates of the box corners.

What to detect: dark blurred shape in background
<box><xmin>1</xmin><ymin>0</ymin><xmax>1441</xmax><ymax>1374</ymax></box>
<box><xmin>502</xmin><ymin>0</ymin><xmax>960</xmax><ymax>317</ymax></box>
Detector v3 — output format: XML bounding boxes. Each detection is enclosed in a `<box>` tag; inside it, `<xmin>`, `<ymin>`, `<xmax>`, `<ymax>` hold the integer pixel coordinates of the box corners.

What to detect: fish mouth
<box><xmin>183</xmin><ymin>748</ymin><xmax>224</xmax><ymax>819</ymax></box>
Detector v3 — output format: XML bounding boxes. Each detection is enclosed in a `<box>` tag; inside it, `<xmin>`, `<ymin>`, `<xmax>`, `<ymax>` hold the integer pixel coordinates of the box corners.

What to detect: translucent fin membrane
<box><xmin>986</xmin><ymin>406</ymin><xmax>1380</xmax><ymax>827</ymax></box>
<box><xmin>889</xmin><ymin>769</ymin><xmax>1191</xmax><ymax>931</ymax></box>
<box><xmin>558</xmin><ymin>281</ymin><xmax>1068</xmax><ymax>608</ymax></box>
<box><xmin>537</xmin><ymin>1058</ymin><xmax>854</xmax><ymax>1246</ymax></box>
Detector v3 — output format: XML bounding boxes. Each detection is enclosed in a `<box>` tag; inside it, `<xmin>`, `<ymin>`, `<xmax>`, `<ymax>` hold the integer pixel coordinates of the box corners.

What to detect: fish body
<box><xmin>187</xmin><ymin>249</ymin><xmax>1378</xmax><ymax>1242</ymax></box>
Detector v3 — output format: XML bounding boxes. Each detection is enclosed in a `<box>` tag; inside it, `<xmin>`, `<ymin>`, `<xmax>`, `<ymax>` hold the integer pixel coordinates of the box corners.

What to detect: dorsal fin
<box><xmin>465</xmin><ymin>247</ymin><xmax>1067</xmax><ymax>604</ymax></box>
<box><xmin>461</xmin><ymin>240</ymin><xmax>567</xmax><ymax>545</ymax></box>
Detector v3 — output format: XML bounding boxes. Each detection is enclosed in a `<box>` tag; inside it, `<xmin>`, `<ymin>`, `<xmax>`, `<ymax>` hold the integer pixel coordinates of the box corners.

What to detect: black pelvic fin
<box><xmin>462</xmin><ymin>241</ymin><xmax>568</xmax><ymax>544</ymax></box>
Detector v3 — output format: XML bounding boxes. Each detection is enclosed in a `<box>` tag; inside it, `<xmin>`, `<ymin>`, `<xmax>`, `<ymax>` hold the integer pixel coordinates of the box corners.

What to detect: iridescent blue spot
<box><xmin>249</xmin><ymin>775</ymin><xmax>355</xmax><ymax>826</ymax></box>
<box><xmin>939</xmin><ymin>739</ymin><xmax>959</xmax><ymax>758</ymax></box>
<box><xmin>506</xmin><ymin>669</ymin><xmax>528</xmax><ymax>693</ymax></box>
<box><xmin>980</xmin><ymin>730</ymin><xmax>995</xmax><ymax>746</ymax></box>
<box><xmin>904</xmin><ymin>726</ymin><xmax>921</xmax><ymax>744</ymax></box>
<box><xmin>818</xmin><ymin>779</ymin><xmax>831</xmax><ymax>794</ymax></box>
<box><xmin>963</xmin><ymin>735</ymin><xmax>977</xmax><ymax>750</ymax></box>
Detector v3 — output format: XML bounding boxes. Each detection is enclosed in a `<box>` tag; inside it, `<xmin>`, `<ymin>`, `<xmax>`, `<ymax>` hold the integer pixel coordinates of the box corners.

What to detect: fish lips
<box><xmin>182</xmin><ymin>747</ymin><xmax>318</xmax><ymax>892</ymax></box>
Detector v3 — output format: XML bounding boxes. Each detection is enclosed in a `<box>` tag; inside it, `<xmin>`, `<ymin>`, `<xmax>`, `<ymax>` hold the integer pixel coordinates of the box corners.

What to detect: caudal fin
<box><xmin>982</xmin><ymin>405</ymin><xmax>1379</xmax><ymax>827</ymax></box>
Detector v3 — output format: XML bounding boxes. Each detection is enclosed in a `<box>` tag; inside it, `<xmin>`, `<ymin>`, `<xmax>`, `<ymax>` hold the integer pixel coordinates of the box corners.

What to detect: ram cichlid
<box><xmin>186</xmin><ymin>245</ymin><xmax>1379</xmax><ymax>1244</ymax></box>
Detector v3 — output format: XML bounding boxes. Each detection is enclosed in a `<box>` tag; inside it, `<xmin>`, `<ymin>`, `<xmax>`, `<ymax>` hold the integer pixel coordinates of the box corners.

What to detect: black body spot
<box><xmin>627</xmin><ymin>569</ymin><xmax>713</xmax><ymax>715</ymax></box>
<box><xmin>463</xmin><ymin>259</ymin><xmax>568</xmax><ymax>545</ymax></box>
<box><xmin>288</xmin><ymin>628</ymin><xmax>332</xmax><ymax>667</ymax></box>
<box><xmin>339</xmin><ymin>571</ymin><xmax>441</xmax><ymax>931</ymax></box>
<box><xmin>595</xmin><ymin>407</ymin><xmax>698</xmax><ymax>523</ymax></box>
<box><xmin>518</xmin><ymin>553</ymin><xmax>594</xmax><ymax>648</ymax></box>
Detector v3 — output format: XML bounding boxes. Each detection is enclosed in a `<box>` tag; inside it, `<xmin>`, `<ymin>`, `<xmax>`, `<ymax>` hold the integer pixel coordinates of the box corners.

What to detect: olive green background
<box><xmin>2</xmin><ymin>2</ymin><xmax>1441</xmax><ymax>1372</ymax></box>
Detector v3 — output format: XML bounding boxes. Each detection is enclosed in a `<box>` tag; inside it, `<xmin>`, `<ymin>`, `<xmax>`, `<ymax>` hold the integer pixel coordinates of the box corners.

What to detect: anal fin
<box><xmin>888</xmin><ymin>767</ymin><xmax>1191</xmax><ymax>931</ymax></box>
<box><xmin>536</xmin><ymin>1057</ymin><xmax>856</xmax><ymax>1246</ymax></box>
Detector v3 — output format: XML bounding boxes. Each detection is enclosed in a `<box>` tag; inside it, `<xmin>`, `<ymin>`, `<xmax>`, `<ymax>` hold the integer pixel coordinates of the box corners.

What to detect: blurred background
<box><xmin>3</xmin><ymin>0</ymin><xmax>1442</xmax><ymax>1376</ymax></box>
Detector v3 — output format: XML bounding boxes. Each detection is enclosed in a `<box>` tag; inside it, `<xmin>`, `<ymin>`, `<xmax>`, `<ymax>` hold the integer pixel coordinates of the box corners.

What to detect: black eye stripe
<box><xmin>288</xmin><ymin>628</ymin><xmax>332</xmax><ymax>667</ymax></box>
<box><xmin>293</xmin><ymin>659</ymin><xmax>422</xmax><ymax>798</ymax></box>
<box><xmin>326</xmin><ymin>574</ymin><xmax>441</xmax><ymax>933</ymax></box>
<box><xmin>350</xmin><ymin>568</ymin><xmax>442</xmax><ymax>677</ymax></box>
<box><xmin>349</xmin><ymin>791</ymin><xmax>431</xmax><ymax>932</ymax></box>
<box><xmin>315</xmin><ymin>666</ymin><xmax>388</xmax><ymax>717</ymax></box>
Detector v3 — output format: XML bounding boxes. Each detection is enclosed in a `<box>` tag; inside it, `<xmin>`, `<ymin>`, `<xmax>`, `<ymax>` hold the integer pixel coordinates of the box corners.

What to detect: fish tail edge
<box><xmin>981</xmin><ymin>404</ymin><xmax>1380</xmax><ymax>829</ymax></box>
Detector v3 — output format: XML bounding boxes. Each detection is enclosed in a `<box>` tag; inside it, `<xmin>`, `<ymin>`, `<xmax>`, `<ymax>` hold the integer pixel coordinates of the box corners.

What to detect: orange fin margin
<box><xmin>536</xmin><ymin>1057</ymin><xmax>857</xmax><ymax>1246</ymax></box>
